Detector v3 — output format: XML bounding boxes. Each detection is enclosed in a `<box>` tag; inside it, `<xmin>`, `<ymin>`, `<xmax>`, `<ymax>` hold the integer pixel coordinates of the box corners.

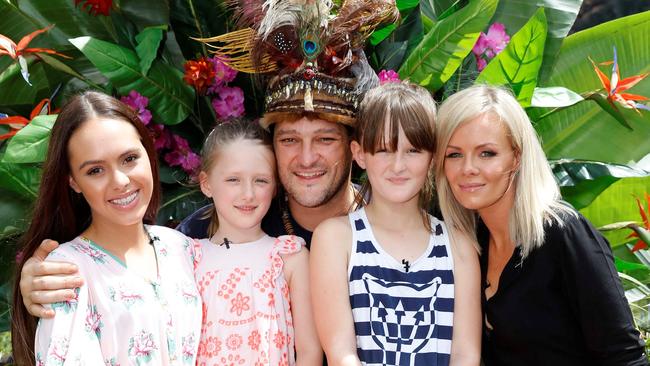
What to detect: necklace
<box><xmin>281</xmin><ymin>192</ymin><xmax>296</xmax><ymax>235</ymax></box>
<box><xmin>280</xmin><ymin>185</ymin><xmax>363</xmax><ymax>235</ymax></box>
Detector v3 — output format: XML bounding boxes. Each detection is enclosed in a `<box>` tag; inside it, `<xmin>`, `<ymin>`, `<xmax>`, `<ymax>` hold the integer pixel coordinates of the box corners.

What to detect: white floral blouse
<box><xmin>34</xmin><ymin>225</ymin><xmax>202</xmax><ymax>365</ymax></box>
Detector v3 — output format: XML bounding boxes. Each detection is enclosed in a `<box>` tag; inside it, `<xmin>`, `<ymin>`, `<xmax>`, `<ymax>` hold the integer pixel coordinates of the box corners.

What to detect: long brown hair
<box><xmin>353</xmin><ymin>81</ymin><xmax>437</xmax><ymax>231</ymax></box>
<box><xmin>11</xmin><ymin>91</ymin><xmax>161</xmax><ymax>365</ymax></box>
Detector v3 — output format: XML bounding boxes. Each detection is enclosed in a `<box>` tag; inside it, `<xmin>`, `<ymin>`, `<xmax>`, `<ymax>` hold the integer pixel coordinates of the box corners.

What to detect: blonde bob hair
<box><xmin>434</xmin><ymin>85</ymin><xmax>573</xmax><ymax>258</ymax></box>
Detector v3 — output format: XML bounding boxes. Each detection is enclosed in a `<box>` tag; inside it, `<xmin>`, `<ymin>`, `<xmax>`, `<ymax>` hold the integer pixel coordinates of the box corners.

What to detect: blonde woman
<box><xmin>434</xmin><ymin>85</ymin><xmax>646</xmax><ymax>365</ymax></box>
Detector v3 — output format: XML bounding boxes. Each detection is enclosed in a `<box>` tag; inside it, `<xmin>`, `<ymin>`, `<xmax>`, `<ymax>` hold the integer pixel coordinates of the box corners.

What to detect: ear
<box><xmin>513</xmin><ymin>150</ymin><xmax>521</xmax><ymax>172</ymax></box>
<box><xmin>69</xmin><ymin>176</ymin><xmax>81</xmax><ymax>193</ymax></box>
<box><xmin>198</xmin><ymin>171</ymin><xmax>213</xmax><ymax>198</ymax></box>
<box><xmin>350</xmin><ymin>140</ymin><xmax>366</xmax><ymax>169</ymax></box>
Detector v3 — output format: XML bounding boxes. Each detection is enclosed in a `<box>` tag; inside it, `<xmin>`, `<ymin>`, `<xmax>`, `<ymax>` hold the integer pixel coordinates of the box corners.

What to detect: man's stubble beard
<box><xmin>282</xmin><ymin>156</ymin><xmax>352</xmax><ymax>209</ymax></box>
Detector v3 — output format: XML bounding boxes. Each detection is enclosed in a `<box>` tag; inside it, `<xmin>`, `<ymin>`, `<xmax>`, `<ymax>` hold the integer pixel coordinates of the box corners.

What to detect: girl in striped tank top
<box><xmin>311</xmin><ymin>82</ymin><xmax>481</xmax><ymax>366</ymax></box>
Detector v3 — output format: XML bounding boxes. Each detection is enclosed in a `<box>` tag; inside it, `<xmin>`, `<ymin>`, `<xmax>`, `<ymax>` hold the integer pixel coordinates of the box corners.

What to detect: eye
<box><xmin>124</xmin><ymin>154</ymin><xmax>139</xmax><ymax>164</ymax></box>
<box><xmin>255</xmin><ymin>178</ymin><xmax>270</xmax><ymax>184</ymax></box>
<box><xmin>318</xmin><ymin>137</ymin><xmax>337</xmax><ymax>143</ymax></box>
<box><xmin>86</xmin><ymin>166</ymin><xmax>103</xmax><ymax>176</ymax></box>
<box><xmin>407</xmin><ymin>148</ymin><xmax>422</xmax><ymax>154</ymax></box>
<box><xmin>480</xmin><ymin>150</ymin><xmax>497</xmax><ymax>158</ymax></box>
<box><xmin>278</xmin><ymin>137</ymin><xmax>297</xmax><ymax>144</ymax></box>
<box><xmin>445</xmin><ymin>152</ymin><xmax>461</xmax><ymax>159</ymax></box>
<box><xmin>226</xmin><ymin>177</ymin><xmax>239</xmax><ymax>183</ymax></box>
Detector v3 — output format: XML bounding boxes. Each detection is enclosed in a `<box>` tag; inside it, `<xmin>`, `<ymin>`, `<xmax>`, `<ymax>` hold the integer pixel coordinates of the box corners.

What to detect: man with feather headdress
<box><xmin>176</xmin><ymin>0</ymin><xmax>401</xmax><ymax>245</ymax></box>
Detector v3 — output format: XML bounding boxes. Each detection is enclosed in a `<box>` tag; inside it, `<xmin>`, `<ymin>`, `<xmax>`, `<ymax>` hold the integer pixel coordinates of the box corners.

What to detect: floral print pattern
<box><xmin>194</xmin><ymin>235</ymin><xmax>304</xmax><ymax>365</ymax></box>
<box><xmin>35</xmin><ymin>226</ymin><xmax>202</xmax><ymax>365</ymax></box>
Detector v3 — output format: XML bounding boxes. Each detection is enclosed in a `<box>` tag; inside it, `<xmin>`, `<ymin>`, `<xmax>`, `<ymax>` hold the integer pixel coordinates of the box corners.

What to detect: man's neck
<box><xmin>288</xmin><ymin>182</ymin><xmax>356</xmax><ymax>232</ymax></box>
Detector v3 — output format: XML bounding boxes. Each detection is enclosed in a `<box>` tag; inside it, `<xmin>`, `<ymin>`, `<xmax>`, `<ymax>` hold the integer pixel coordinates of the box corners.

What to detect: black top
<box><xmin>479</xmin><ymin>211</ymin><xmax>647</xmax><ymax>366</ymax></box>
<box><xmin>176</xmin><ymin>196</ymin><xmax>314</xmax><ymax>247</ymax></box>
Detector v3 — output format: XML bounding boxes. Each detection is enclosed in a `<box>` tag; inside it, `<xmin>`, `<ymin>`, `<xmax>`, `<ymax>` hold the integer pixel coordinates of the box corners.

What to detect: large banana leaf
<box><xmin>0</xmin><ymin>162</ymin><xmax>40</xmax><ymax>200</ymax></box>
<box><xmin>69</xmin><ymin>36</ymin><xmax>195</xmax><ymax>125</ymax></box>
<box><xmin>551</xmin><ymin>159</ymin><xmax>650</xmax><ymax>210</ymax></box>
<box><xmin>398</xmin><ymin>0</ymin><xmax>498</xmax><ymax>91</ymax></box>
<box><xmin>530</xmin><ymin>11</ymin><xmax>650</xmax><ymax>164</ymax></box>
<box><xmin>476</xmin><ymin>7</ymin><xmax>547</xmax><ymax>106</ymax></box>
<box><xmin>420</xmin><ymin>0</ymin><xmax>462</xmax><ymax>21</ymax></box>
<box><xmin>3</xmin><ymin>115</ymin><xmax>56</xmax><ymax>164</ymax></box>
<box><xmin>369</xmin><ymin>3</ymin><xmax>424</xmax><ymax>71</ymax></box>
<box><xmin>489</xmin><ymin>0</ymin><xmax>583</xmax><ymax>82</ymax></box>
<box><xmin>579</xmin><ymin>176</ymin><xmax>650</xmax><ymax>248</ymax></box>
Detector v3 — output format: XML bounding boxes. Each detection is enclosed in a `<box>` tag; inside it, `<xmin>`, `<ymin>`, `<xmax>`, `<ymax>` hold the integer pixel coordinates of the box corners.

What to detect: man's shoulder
<box><xmin>176</xmin><ymin>204</ymin><xmax>212</xmax><ymax>238</ymax></box>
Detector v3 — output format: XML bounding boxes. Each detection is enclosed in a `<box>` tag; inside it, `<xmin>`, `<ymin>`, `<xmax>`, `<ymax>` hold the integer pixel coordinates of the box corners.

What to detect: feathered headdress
<box><xmin>195</xmin><ymin>0</ymin><xmax>399</xmax><ymax>127</ymax></box>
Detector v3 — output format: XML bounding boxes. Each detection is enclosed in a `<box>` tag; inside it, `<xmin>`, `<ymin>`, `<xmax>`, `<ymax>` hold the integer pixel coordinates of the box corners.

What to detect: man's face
<box><xmin>273</xmin><ymin>117</ymin><xmax>352</xmax><ymax>208</ymax></box>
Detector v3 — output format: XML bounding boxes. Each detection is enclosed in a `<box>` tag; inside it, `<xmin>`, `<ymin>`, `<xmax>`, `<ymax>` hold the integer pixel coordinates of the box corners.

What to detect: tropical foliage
<box><xmin>0</xmin><ymin>0</ymin><xmax>649</xmax><ymax>354</ymax></box>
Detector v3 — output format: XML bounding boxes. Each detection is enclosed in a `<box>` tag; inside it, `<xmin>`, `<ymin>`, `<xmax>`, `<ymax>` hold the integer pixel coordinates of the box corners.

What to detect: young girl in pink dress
<box><xmin>11</xmin><ymin>91</ymin><xmax>202</xmax><ymax>365</ymax></box>
<box><xmin>194</xmin><ymin>119</ymin><xmax>321</xmax><ymax>365</ymax></box>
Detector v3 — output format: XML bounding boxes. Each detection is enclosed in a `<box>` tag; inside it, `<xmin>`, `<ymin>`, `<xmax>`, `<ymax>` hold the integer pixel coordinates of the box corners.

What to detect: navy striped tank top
<box><xmin>348</xmin><ymin>208</ymin><xmax>455</xmax><ymax>366</ymax></box>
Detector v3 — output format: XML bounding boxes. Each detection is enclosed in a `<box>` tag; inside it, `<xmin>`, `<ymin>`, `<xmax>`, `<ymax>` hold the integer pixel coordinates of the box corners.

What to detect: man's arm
<box><xmin>20</xmin><ymin>240</ymin><xmax>83</xmax><ymax>318</ymax></box>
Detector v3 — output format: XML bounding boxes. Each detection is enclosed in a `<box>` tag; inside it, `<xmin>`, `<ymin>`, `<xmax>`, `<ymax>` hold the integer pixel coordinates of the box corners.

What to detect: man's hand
<box><xmin>20</xmin><ymin>239</ymin><xmax>84</xmax><ymax>318</ymax></box>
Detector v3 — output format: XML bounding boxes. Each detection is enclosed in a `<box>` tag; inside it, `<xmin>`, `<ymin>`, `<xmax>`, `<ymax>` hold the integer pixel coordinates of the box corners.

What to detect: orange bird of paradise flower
<box><xmin>0</xmin><ymin>25</ymin><xmax>71</xmax><ymax>85</ymax></box>
<box><xmin>589</xmin><ymin>47</ymin><xmax>649</xmax><ymax>114</ymax></box>
<box><xmin>0</xmin><ymin>99</ymin><xmax>56</xmax><ymax>140</ymax></box>
<box><xmin>629</xmin><ymin>193</ymin><xmax>650</xmax><ymax>252</ymax></box>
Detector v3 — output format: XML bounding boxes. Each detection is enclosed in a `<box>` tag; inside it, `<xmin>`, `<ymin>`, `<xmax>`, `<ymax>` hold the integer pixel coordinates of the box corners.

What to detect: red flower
<box><xmin>628</xmin><ymin>193</ymin><xmax>650</xmax><ymax>252</ymax></box>
<box><xmin>0</xmin><ymin>98</ymin><xmax>56</xmax><ymax>140</ymax></box>
<box><xmin>184</xmin><ymin>58</ymin><xmax>216</xmax><ymax>95</ymax></box>
<box><xmin>0</xmin><ymin>25</ymin><xmax>70</xmax><ymax>84</ymax></box>
<box><xmin>74</xmin><ymin>0</ymin><xmax>113</xmax><ymax>16</ymax></box>
<box><xmin>590</xmin><ymin>47</ymin><xmax>649</xmax><ymax>113</ymax></box>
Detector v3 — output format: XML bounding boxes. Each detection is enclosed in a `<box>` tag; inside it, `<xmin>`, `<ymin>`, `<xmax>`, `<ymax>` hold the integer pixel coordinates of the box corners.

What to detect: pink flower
<box><xmin>483</xmin><ymin>23</ymin><xmax>509</xmax><ymax>57</ymax></box>
<box><xmin>476</xmin><ymin>58</ymin><xmax>488</xmax><ymax>72</ymax></box>
<box><xmin>212</xmin><ymin>86</ymin><xmax>245</xmax><ymax>119</ymax></box>
<box><xmin>121</xmin><ymin>90</ymin><xmax>152</xmax><ymax>125</ymax></box>
<box><xmin>15</xmin><ymin>249</ymin><xmax>24</xmax><ymax>264</ymax></box>
<box><xmin>378</xmin><ymin>69</ymin><xmax>401</xmax><ymax>85</ymax></box>
<box><xmin>149</xmin><ymin>123</ymin><xmax>173</xmax><ymax>151</ymax></box>
<box><xmin>207</xmin><ymin>57</ymin><xmax>238</xmax><ymax>94</ymax></box>
<box><xmin>164</xmin><ymin>134</ymin><xmax>201</xmax><ymax>176</ymax></box>
<box><xmin>472</xmin><ymin>22</ymin><xmax>510</xmax><ymax>71</ymax></box>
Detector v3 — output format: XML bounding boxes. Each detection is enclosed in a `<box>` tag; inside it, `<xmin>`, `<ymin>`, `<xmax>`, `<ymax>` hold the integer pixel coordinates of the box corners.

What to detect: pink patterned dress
<box><xmin>34</xmin><ymin>225</ymin><xmax>202</xmax><ymax>365</ymax></box>
<box><xmin>194</xmin><ymin>234</ymin><xmax>304</xmax><ymax>366</ymax></box>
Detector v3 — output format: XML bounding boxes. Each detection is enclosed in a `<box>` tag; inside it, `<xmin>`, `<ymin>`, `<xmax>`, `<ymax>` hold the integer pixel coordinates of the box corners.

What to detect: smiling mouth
<box><xmin>235</xmin><ymin>205</ymin><xmax>257</xmax><ymax>213</ymax></box>
<box><xmin>109</xmin><ymin>190</ymin><xmax>139</xmax><ymax>206</ymax></box>
<box><xmin>459</xmin><ymin>184</ymin><xmax>484</xmax><ymax>192</ymax></box>
<box><xmin>294</xmin><ymin>171</ymin><xmax>326</xmax><ymax>179</ymax></box>
<box><xmin>388</xmin><ymin>177</ymin><xmax>408</xmax><ymax>184</ymax></box>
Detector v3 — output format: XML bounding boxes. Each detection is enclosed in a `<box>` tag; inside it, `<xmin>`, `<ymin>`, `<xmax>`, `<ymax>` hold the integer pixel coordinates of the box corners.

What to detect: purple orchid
<box><xmin>207</xmin><ymin>56</ymin><xmax>238</xmax><ymax>95</ymax></box>
<box><xmin>164</xmin><ymin>134</ymin><xmax>201</xmax><ymax>176</ymax></box>
<box><xmin>378</xmin><ymin>69</ymin><xmax>401</xmax><ymax>85</ymax></box>
<box><xmin>472</xmin><ymin>22</ymin><xmax>510</xmax><ymax>71</ymax></box>
<box><xmin>121</xmin><ymin>90</ymin><xmax>152</xmax><ymax>125</ymax></box>
<box><xmin>212</xmin><ymin>86</ymin><xmax>245</xmax><ymax>119</ymax></box>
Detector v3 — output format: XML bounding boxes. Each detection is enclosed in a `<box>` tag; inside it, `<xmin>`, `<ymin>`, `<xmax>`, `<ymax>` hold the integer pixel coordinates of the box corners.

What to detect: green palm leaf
<box><xmin>530</xmin><ymin>11</ymin><xmax>650</xmax><ymax>164</ymax></box>
<box><xmin>398</xmin><ymin>0</ymin><xmax>498</xmax><ymax>91</ymax></box>
<box><xmin>69</xmin><ymin>36</ymin><xmax>195</xmax><ymax>125</ymax></box>
<box><xmin>476</xmin><ymin>7</ymin><xmax>547</xmax><ymax>106</ymax></box>
<box><xmin>489</xmin><ymin>0</ymin><xmax>583</xmax><ymax>82</ymax></box>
